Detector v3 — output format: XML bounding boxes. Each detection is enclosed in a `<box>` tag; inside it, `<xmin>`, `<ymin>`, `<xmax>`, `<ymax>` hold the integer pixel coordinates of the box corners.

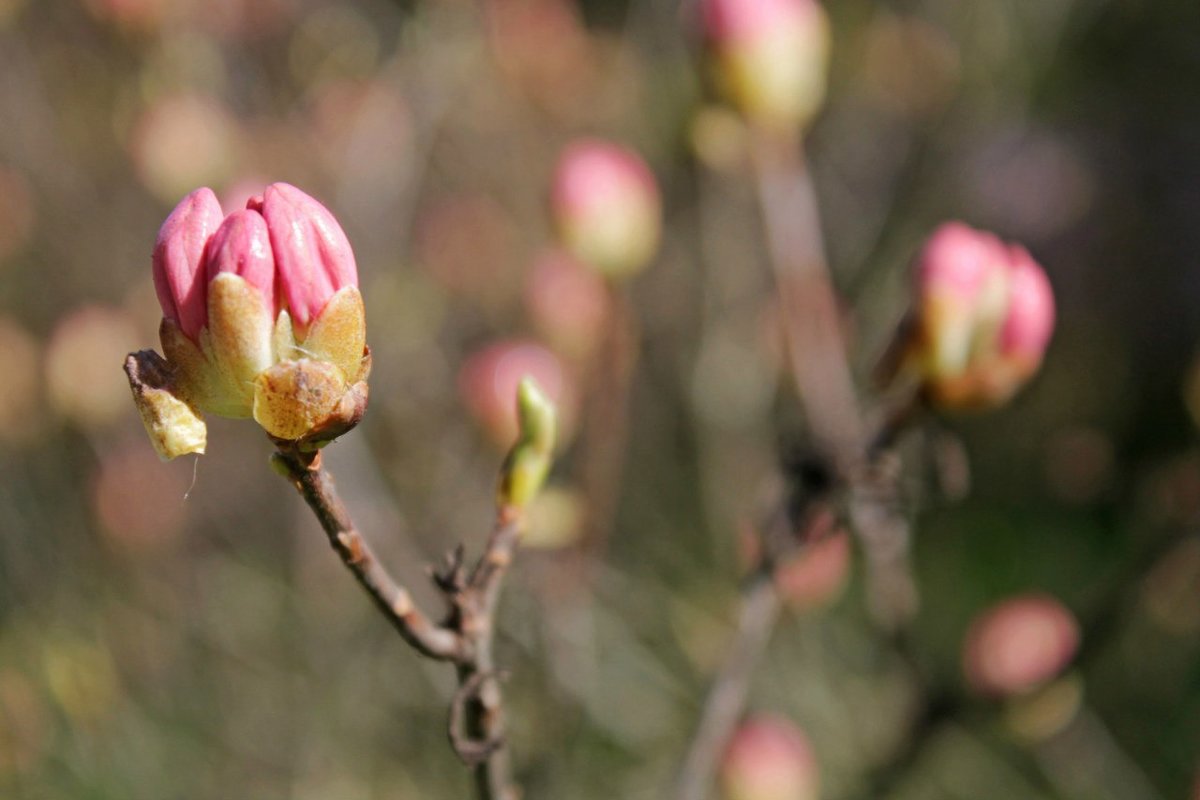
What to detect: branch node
<box><xmin>449</xmin><ymin>670</ymin><xmax>509</xmax><ymax>767</ymax></box>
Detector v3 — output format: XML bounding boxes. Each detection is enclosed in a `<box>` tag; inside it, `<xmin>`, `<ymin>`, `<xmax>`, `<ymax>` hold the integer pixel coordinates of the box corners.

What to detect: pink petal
<box><xmin>259</xmin><ymin>183</ymin><xmax>357</xmax><ymax>329</ymax></box>
<box><xmin>917</xmin><ymin>221</ymin><xmax>1006</xmax><ymax>304</ymax></box>
<box><xmin>550</xmin><ymin>139</ymin><xmax>658</xmax><ymax>224</ymax></box>
<box><xmin>205</xmin><ymin>209</ymin><xmax>278</xmax><ymax>317</ymax></box>
<box><xmin>999</xmin><ymin>246</ymin><xmax>1056</xmax><ymax>361</ymax></box>
<box><xmin>152</xmin><ymin>187</ymin><xmax>223</xmax><ymax>340</ymax></box>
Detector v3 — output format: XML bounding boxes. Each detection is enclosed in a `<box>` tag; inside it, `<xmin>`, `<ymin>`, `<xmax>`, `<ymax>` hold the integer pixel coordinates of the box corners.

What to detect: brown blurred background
<box><xmin>1</xmin><ymin>0</ymin><xmax>1199</xmax><ymax>798</ymax></box>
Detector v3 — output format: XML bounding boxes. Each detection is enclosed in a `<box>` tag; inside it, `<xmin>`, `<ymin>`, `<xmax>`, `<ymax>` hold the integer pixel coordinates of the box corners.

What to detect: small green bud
<box><xmin>497</xmin><ymin>377</ymin><xmax>558</xmax><ymax>510</ymax></box>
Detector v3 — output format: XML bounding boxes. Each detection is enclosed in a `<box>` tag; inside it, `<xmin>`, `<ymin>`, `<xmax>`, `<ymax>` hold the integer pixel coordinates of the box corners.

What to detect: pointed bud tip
<box><xmin>260</xmin><ymin>182</ymin><xmax>358</xmax><ymax>331</ymax></box>
<box><xmin>153</xmin><ymin>187</ymin><xmax>224</xmax><ymax>341</ymax></box>
<box><xmin>516</xmin><ymin>375</ymin><xmax>557</xmax><ymax>455</ymax></box>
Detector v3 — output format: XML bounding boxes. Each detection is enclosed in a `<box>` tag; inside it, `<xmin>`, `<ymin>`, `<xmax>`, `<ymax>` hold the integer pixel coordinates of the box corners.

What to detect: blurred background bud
<box><xmin>1140</xmin><ymin>538</ymin><xmax>1200</xmax><ymax>636</ymax></box>
<box><xmin>91</xmin><ymin>436</ymin><xmax>190</xmax><ymax>550</ymax></box>
<box><xmin>459</xmin><ymin>339</ymin><xmax>576</xmax><ymax>448</ymax></box>
<box><xmin>883</xmin><ymin>221</ymin><xmax>1056</xmax><ymax>409</ymax></box>
<box><xmin>774</xmin><ymin>529</ymin><xmax>851</xmax><ymax>613</ymax></box>
<box><xmin>0</xmin><ymin>316</ymin><xmax>42</xmax><ymax>445</ymax></box>
<box><xmin>129</xmin><ymin>94</ymin><xmax>237</xmax><ymax>203</ymax></box>
<box><xmin>963</xmin><ymin>594</ymin><xmax>1080</xmax><ymax>697</ymax></box>
<box><xmin>550</xmin><ymin>139</ymin><xmax>661</xmax><ymax>280</ymax></box>
<box><xmin>0</xmin><ymin>165</ymin><xmax>34</xmax><ymax>266</ymax></box>
<box><xmin>524</xmin><ymin>249</ymin><xmax>611</xmax><ymax>360</ymax></box>
<box><xmin>522</xmin><ymin>485</ymin><xmax>585</xmax><ymax>549</ymax></box>
<box><xmin>47</xmin><ymin>305</ymin><xmax>141</xmax><ymax>428</ymax></box>
<box><xmin>720</xmin><ymin>715</ymin><xmax>819</xmax><ymax>800</ymax></box>
<box><xmin>700</xmin><ymin>0</ymin><xmax>830</xmax><ymax>132</ymax></box>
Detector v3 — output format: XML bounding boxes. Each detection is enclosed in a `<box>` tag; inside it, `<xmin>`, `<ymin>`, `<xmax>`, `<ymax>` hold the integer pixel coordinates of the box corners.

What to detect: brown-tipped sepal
<box><xmin>300</xmin><ymin>285</ymin><xmax>368</xmax><ymax>383</ymax></box>
<box><xmin>496</xmin><ymin>377</ymin><xmax>558</xmax><ymax>510</ymax></box>
<box><xmin>253</xmin><ymin>347</ymin><xmax>370</xmax><ymax>448</ymax></box>
<box><xmin>125</xmin><ymin>350</ymin><xmax>207</xmax><ymax>460</ymax></box>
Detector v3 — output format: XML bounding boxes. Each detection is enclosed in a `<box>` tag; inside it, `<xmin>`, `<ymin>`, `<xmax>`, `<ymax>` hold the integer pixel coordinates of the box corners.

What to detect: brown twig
<box><xmin>273</xmin><ymin>445</ymin><xmax>527</xmax><ymax>800</ymax></box>
<box><xmin>454</xmin><ymin>508</ymin><xmax>523</xmax><ymax>800</ymax></box>
<box><xmin>273</xmin><ymin>446</ymin><xmax>466</xmax><ymax>662</ymax></box>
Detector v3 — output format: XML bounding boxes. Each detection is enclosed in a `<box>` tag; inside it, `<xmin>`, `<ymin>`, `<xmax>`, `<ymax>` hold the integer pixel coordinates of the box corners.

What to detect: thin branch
<box><xmin>273</xmin><ymin>446</ymin><xmax>467</xmax><ymax>662</ymax></box>
<box><xmin>275</xmin><ymin>445</ymin><xmax>528</xmax><ymax>800</ymax></box>
<box><xmin>578</xmin><ymin>286</ymin><xmax>640</xmax><ymax>557</ymax></box>
<box><xmin>674</xmin><ymin>564</ymin><xmax>782</xmax><ymax>800</ymax></box>
<box><xmin>454</xmin><ymin>509</ymin><xmax>524</xmax><ymax>800</ymax></box>
<box><xmin>752</xmin><ymin>132</ymin><xmax>919</xmax><ymax>630</ymax></box>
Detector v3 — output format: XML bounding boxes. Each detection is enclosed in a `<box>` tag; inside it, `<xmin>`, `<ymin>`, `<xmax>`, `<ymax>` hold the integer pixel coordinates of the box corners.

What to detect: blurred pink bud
<box><xmin>152</xmin><ymin>187</ymin><xmax>224</xmax><ymax>341</ymax></box>
<box><xmin>917</xmin><ymin>222</ymin><xmax>1006</xmax><ymax>306</ymax></box>
<box><xmin>551</xmin><ymin>140</ymin><xmax>661</xmax><ymax>279</ymax></box>
<box><xmin>257</xmin><ymin>182</ymin><xmax>358</xmax><ymax>332</ymax></box>
<box><xmin>459</xmin><ymin>340</ymin><xmax>571</xmax><ymax>448</ymax></box>
<box><xmin>205</xmin><ymin>209</ymin><xmax>278</xmax><ymax>318</ymax></box>
<box><xmin>963</xmin><ymin>594</ymin><xmax>1080</xmax><ymax>697</ymax></box>
<box><xmin>774</xmin><ymin>530</ymin><xmax>851</xmax><ymax>612</ymax></box>
<box><xmin>524</xmin><ymin>249</ymin><xmax>611</xmax><ymax>358</ymax></box>
<box><xmin>720</xmin><ymin>715</ymin><xmax>819</xmax><ymax>800</ymax></box>
<box><xmin>891</xmin><ymin>221</ymin><xmax>1055</xmax><ymax>409</ymax></box>
<box><xmin>999</xmin><ymin>246</ymin><xmax>1056</xmax><ymax>364</ymax></box>
<box><xmin>700</xmin><ymin>0</ymin><xmax>830</xmax><ymax>130</ymax></box>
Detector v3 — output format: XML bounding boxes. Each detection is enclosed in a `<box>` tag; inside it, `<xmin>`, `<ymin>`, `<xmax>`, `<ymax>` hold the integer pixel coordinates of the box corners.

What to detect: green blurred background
<box><xmin>1</xmin><ymin>0</ymin><xmax>1198</xmax><ymax>798</ymax></box>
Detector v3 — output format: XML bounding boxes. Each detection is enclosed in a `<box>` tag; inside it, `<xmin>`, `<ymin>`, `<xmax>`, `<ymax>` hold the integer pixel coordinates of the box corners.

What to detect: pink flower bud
<box><xmin>720</xmin><ymin>716</ymin><xmax>819</xmax><ymax>800</ymax></box>
<box><xmin>152</xmin><ymin>187</ymin><xmax>224</xmax><ymax>342</ymax></box>
<box><xmin>257</xmin><ymin>182</ymin><xmax>358</xmax><ymax>332</ymax></box>
<box><xmin>963</xmin><ymin>594</ymin><xmax>1079</xmax><ymax>697</ymax></box>
<box><xmin>998</xmin><ymin>246</ymin><xmax>1056</xmax><ymax>366</ymax></box>
<box><xmin>205</xmin><ymin>209</ymin><xmax>278</xmax><ymax>318</ymax></box>
<box><xmin>134</xmin><ymin>183</ymin><xmax>368</xmax><ymax>455</ymax></box>
<box><xmin>551</xmin><ymin>140</ymin><xmax>661</xmax><ymax>279</ymax></box>
<box><xmin>524</xmin><ymin>249</ymin><xmax>611</xmax><ymax>358</ymax></box>
<box><xmin>917</xmin><ymin>222</ymin><xmax>1007</xmax><ymax>308</ymax></box>
<box><xmin>700</xmin><ymin>0</ymin><xmax>830</xmax><ymax>131</ymax></box>
<box><xmin>893</xmin><ymin>222</ymin><xmax>1055</xmax><ymax>409</ymax></box>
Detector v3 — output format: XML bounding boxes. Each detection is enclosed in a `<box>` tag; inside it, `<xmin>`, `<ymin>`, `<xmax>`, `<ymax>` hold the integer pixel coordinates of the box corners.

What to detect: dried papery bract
<box><xmin>880</xmin><ymin>221</ymin><xmax>1056</xmax><ymax>410</ymax></box>
<box><xmin>550</xmin><ymin>139</ymin><xmax>662</xmax><ymax>280</ymax></box>
<box><xmin>127</xmin><ymin>182</ymin><xmax>369</xmax><ymax>458</ymax></box>
<box><xmin>699</xmin><ymin>0</ymin><xmax>831</xmax><ymax>133</ymax></box>
<box><xmin>720</xmin><ymin>715</ymin><xmax>819</xmax><ymax>800</ymax></box>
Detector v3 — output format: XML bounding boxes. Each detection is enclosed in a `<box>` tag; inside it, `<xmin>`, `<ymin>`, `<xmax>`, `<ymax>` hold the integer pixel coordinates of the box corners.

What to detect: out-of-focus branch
<box><xmin>674</xmin><ymin>564</ymin><xmax>782</xmax><ymax>800</ymax></box>
<box><xmin>751</xmin><ymin>131</ymin><xmax>864</xmax><ymax>462</ymax></box>
<box><xmin>578</xmin><ymin>286</ymin><xmax>640</xmax><ymax>556</ymax></box>
<box><xmin>752</xmin><ymin>130</ymin><xmax>920</xmax><ymax>630</ymax></box>
<box><xmin>673</xmin><ymin>128</ymin><xmax>923</xmax><ymax>800</ymax></box>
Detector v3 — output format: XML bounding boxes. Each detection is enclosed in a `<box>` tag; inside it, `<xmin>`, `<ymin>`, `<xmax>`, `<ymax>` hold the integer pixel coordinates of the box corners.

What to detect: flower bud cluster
<box><xmin>700</xmin><ymin>0</ymin><xmax>831</xmax><ymax>132</ymax></box>
<box><xmin>889</xmin><ymin>222</ymin><xmax>1055</xmax><ymax>409</ymax></box>
<box><xmin>129</xmin><ymin>183</ymin><xmax>369</xmax><ymax>459</ymax></box>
